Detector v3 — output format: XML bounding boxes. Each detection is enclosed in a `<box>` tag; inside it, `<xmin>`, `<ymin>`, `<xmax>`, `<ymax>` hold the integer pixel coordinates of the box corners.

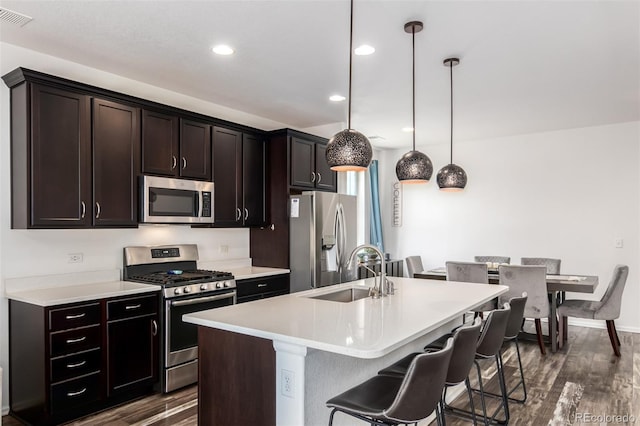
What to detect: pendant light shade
<box><xmin>395</xmin><ymin>21</ymin><xmax>433</xmax><ymax>184</ymax></box>
<box><xmin>326</xmin><ymin>0</ymin><xmax>372</xmax><ymax>172</ymax></box>
<box><xmin>437</xmin><ymin>57</ymin><xmax>467</xmax><ymax>192</ymax></box>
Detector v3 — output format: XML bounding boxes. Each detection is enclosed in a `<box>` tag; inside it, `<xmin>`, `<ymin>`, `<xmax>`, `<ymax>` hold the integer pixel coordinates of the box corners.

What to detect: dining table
<box><xmin>414</xmin><ymin>268</ymin><xmax>599</xmax><ymax>352</ymax></box>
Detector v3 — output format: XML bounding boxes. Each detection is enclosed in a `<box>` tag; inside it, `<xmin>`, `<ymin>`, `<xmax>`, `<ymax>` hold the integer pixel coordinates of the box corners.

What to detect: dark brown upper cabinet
<box><xmin>213</xmin><ymin>126</ymin><xmax>266</xmax><ymax>227</ymax></box>
<box><xmin>141</xmin><ymin>110</ymin><xmax>211</xmax><ymax>180</ymax></box>
<box><xmin>93</xmin><ymin>99</ymin><xmax>140</xmax><ymax>227</ymax></box>
<box><xmin>290</xmin><ymin>136</ymin><xmax>337</xmax><ymax>192</ymax></box>
<box><xmin>5</xmin><ymin>78</ymin><xmax>140</xmax><ymax>229</ymax></box>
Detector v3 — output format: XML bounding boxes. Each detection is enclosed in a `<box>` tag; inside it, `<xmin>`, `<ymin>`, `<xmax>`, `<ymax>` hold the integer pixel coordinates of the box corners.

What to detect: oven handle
<box><xmin>170</xmin><ymin>292</ymin><xmax>236</xmax><ymax>307</ymax></box>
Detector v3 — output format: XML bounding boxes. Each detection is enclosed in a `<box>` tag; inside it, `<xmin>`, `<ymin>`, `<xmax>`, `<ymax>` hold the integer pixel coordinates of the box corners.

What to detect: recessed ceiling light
<box><xmin>354</xmin><ymin>45</ymin><xmax>375</xmax><ymax>55</ymax></box>
<box><xmin>329</xmin><ymin>95</ymin><xmax>346</xmax><ymax>102</ymax></box>
<box><xmin>402</xmin><ymin>127</ymin><xmax>414</xmax><ymax>132</ymax></box>
<box><xmin>212</xmin><ymin>45</ymin><xmax>234</xmax><ymax>55</ymax></box>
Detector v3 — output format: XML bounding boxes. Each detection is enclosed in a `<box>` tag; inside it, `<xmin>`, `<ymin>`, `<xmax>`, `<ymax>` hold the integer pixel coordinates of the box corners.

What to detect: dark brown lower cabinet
<box><xmin>9</xmin><ymin>293</ymin><xmax>159</xmax><ymax>426</ymax></box>
<box><xmin>236</xmin><ymin>274</ymin><xmax>289</xmax><ymax>304</ymax></box>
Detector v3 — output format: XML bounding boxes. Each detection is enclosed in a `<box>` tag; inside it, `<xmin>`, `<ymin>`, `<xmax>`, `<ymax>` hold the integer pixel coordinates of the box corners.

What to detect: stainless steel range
<box><xmin>123</xmin><ymin>244</ymin><xmax>236</xmax><ymax>393</ymax></box>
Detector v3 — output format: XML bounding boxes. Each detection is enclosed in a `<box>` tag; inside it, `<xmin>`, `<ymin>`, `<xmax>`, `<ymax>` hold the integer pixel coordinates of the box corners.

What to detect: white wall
<box><xmin>0</xmin><ymin>42</ymin><xmax>294</xmax><ymax>413</ymax></box>
<box><xmin>378</xmin><ymin>121</ymin><xmax>640</xmax><ymax>333</ymax></box>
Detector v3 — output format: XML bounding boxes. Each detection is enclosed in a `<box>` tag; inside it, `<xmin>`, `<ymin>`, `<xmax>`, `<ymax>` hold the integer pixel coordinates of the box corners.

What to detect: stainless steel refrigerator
<box><xmin>289</xmin><ymin>191</ymin><xmax>358</xmax><ymax>293</ymax></box>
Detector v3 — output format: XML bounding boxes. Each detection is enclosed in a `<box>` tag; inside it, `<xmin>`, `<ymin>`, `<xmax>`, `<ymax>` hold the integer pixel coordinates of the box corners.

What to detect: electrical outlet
<box><xmin>281</xmin><ymin>369</ymin><xmax>294</xmax><ymax>398</ymax></box>
<box><xmin>219</xmin><ymin>244</ymin><xmax>229</xmax><ymax>254</ymax></box>
<box><xmin>615</xmin><ymin>238</ymin><xmax>624</xmax><ymax>248</ymax></box>
<box><xmin>68</xmin><ymin>253</ymin><xmax>83</xmax><ymax>263</ymax></box>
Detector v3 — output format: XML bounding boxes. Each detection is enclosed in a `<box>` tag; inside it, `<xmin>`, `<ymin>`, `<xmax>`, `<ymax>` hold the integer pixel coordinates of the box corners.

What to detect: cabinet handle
<box><xmin>66</xmin><ymin>336</ymin><xmax>86</xmax><ymax>344</ymax></box>
<box><xmin>67</xmin><ymin>388</ymin><xmax>87</xmax><ymax>397</ymax></box>
<box><xmin>65</xmin><ymin>313</ymin><xmax>86</xmax><ymax>320</ymax></box>
<box><xmin>152</xmin><ymin>319</ymin><xmax>158</xmax><ymax>336</ymax></box>
<box><xmin>182</xmin><ymin>157</ymin><xmax>187</xmax><ymax>169</ymax></box>
<box><xmin>66</xmin><ymin>360</ymin><xmax>87</xmax><ymax>369</ymax></box>
<box><xmin>172</xmin><ymin>155</ymin><xmax>177</xmax><ymax>170</ymax></box>
<box><xmin>311</xmin><ymin>172</ymin><xmax>316</xmax><ymax>183</ymax></box>
<box><xmin>236</xmin><ymin>208</ymin><xmax>241</xmax><ymax>221</ymax></box>
<box><xmin>95</xmin><ymin>202</ymin><xmax>101</xmax><ymax>219</ymax></box>
<box><xmin>257</xmin><ymin>283</ymin><xmax>268</xmax><ymax>288</ymax></box>
<box><xmin>244</xmin><ymin>208</ymin><xmax>249</xmax><ymax>221</ymax></box>
<box><xmin>80</xmin><ymin>201</ymin><xmax>86</xmax><ymax>219</ymax></box>
<box><xmin>317</xmin><ymin>172</ymin><xmax>322</xmax><ymax>184</ymax></box>
<box><xmin>125</xmin><ymin>304</ymin><xmax>141</xmax><ymax>310</ymax></box>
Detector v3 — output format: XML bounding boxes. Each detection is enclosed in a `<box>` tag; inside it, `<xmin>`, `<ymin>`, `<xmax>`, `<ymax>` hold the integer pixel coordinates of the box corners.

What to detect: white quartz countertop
<box><xmin>6</xmin><ymin>281</ymin><xmax>160</xmax><ymax>306</ymax></box>
<box><xmin>226</xmin><ymin>266</ymin><xmax>290</xmax><ymax>280</ymax></box>
<box><xmin>184</xmin><ymin>277</ymin><xmax>508</xmax><ymax>359</ymax></box>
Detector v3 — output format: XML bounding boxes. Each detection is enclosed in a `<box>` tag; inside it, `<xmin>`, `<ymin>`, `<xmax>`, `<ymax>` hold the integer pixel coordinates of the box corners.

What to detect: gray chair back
<box><xmin>385</xmin><ymin>338</ymin><xmax>454</xmax><ymax>422</ymax></box>
<box><xmin>474</xmin><ymin>256</ymin><xmax>511</xmax><ymax>264</ymax></box>
<box><xmin>498</xmin><ymin>265</ymin><xmax>550</xmax><ymax>319</ymax></box>
<box><xmin>405</xmin><ymin>256</ymin><xmax>424</xmax><ymax>278</ymax></box>
<box><xmin>447</xmin><ymin>261</ymin><xmax>495</xmax><ymax>311</ymax></box>
<box><xmin>594</xmin><ymin>265</ymin><xmax>629</xmax><ymax>320</ymax></box>
<box><xmin>521</xmin><ymin>257</ymin><xmax>561</xmax><ymax>275</ymax></box>
<box><xmin>503</xmin><ymin>293</ymin><xmax>528</xmax><ymax>340</ymax></box>
<box><xmin>475</xmin><ymin>303</ymin><xmax>511</xmax><ymax>358</ymax></box>
<box><xmin>446</xmin><ymin>317</ymin><xmax>483</xmax><ymax>385</ymax></box>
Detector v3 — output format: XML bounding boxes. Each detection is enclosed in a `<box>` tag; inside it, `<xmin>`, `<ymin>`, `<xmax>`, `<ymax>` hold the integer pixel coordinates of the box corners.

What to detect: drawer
<box><xmin>236</xmin><ymin>274</ymin><xmax>289</xmax><ymax>298</ymax></box>
<box><xmin>51</xmin><ymin>348</ymin><xmax>101</xmax><ymax>383</ymax></box>
<box><xmin>50</xmin><ymin>325</ymin><xmax>101</xmax><ymax>357</ymax></box>
<box><xmin>107</xmin><ymin>294</ymin><xmax>157</xmax><ymax>321</ymax></box>
<box><xmin>49</xmin><ymin>303</ymin><xmax>101</xmax><ymax>332</ymax></box>
<box><xmin>50</xmin><ymin>372</ymin><xmax>101</xmax><ymax>413</ymax></box>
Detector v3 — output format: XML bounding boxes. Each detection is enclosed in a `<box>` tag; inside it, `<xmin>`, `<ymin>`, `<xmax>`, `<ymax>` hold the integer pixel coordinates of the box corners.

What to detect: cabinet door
<box><xmin>30</xmin><ymin>84</ymin><xmax>91</xmax><ymax>227</ymax></box>
<box><xmin>290</xmin><ymin>137</ymin><xmax>315</xmax><ymax>189</ymax></box>
<box><xmin>141</xmin><ymin>110</ymin><xmax>179</xmax><ymax>176</ymax></box>
<box><xmin>107</xmin><ymin>315</ymin><xmax>157</xmax><ymax>395</ymax></box>
<box><xmin>314</xmin><ymin>143</ymin><xmax>337</xmax><ymax>192</ymax></box>
<box><xmin>93</xmin><ymin>99</ymin><xmax>140</xmax><ymax>227</ymax></box>
<box><xmin>242</xmin><ymin>133</ymin><xmax>266</xmax><ymax>227</ymax></box>
<box><xmin>213</xmin><ymin>126</ymin><xmax>242</xmax><ymax>227</ymax></box>
<box><xmin>180</xmin><ymin>119</ymin><xmax>211</xmax><ymax>180</ymax></box>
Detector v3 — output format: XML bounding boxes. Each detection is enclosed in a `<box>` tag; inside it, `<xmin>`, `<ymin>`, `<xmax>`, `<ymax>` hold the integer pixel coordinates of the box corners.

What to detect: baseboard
<box><xmin>536</xmin><ymin>317</ymin><xmax>640</xmax><ymax>334</ymax></box>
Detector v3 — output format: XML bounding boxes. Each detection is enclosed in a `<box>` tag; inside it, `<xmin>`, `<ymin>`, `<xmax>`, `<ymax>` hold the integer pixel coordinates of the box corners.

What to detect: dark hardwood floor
<box><xmin>2</xmin><ymin>325</ymin><xmax>638</xmax><ymax>425</ymax></box>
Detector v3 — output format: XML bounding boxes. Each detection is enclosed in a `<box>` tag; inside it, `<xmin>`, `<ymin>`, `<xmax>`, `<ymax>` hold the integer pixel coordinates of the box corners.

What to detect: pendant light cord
<box><xmin>449</xmin><ymin>61</ymin><xmax>453</xmax><ymax>164</ymax></box>
<box><xmin>412</xmin><ymin>25</ymin><xmax>416</xmax><ymax>151</ymax></box>
<box><xmin>347</xmin><ymin>0</ymin><xmax>354</xmax><ymax>129</ymax></box>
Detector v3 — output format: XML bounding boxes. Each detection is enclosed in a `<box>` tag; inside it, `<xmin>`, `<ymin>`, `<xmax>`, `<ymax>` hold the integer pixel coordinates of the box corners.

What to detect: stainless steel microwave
<box><xmin>140</xmin><ymin>175</ymin><xmax>214</xmax><ymax>224</ymax></box>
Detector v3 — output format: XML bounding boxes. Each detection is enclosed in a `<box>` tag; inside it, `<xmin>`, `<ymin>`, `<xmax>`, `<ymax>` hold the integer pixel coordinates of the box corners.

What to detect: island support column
<box><xmin>273</xmin><ymin>341</ymin><xmax>308</xmax><ymax>425</ymax></box>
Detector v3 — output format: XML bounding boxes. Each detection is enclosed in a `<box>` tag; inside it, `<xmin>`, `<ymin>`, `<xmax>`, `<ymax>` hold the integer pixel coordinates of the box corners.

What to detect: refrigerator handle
<box><xmin>337</xmin><ymin>203</ymin><xmax>347</xmax><ymax>273</ymax></box>
<box><xmin>309</xmin><ymin>193</ymin><xmax>317</xmax><ymax>288</ymax></box>
<box><xmin>334</xmin><ymin>206</ymin><xmax>342</xmax><ymax>274</ymax></box>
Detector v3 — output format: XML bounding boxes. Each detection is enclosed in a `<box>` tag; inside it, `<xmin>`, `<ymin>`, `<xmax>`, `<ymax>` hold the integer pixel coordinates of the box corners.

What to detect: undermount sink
<box><xmin>309</xmin><ymin>287</ymin><xmax>371</xmax><ymax>303</ymax></box>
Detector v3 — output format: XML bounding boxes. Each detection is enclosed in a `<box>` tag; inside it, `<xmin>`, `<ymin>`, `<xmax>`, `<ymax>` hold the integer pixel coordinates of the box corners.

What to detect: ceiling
<box><xmin>1</xmin><ymin>1</ymin><xmax>638</xmax><ymax>149</ymax></box>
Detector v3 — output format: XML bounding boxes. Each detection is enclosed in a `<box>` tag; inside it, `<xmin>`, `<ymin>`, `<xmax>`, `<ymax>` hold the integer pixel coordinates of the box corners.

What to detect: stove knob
<box><xmin>174</xmin><ymin>288</ymin><xmax>182</xmax><ymax>295</ymax></box>
<box><xmin>216</xmin><ymin>282</ymin><xmax>222</xmax><ymax>289</ymax></box>
<box><xmin>223</xmin><ymin>281</ymin><xmax>230</xmax><ymax>287</ymax></box>
<box><xmin>183</xmin><ymin>286</ymin><xmax>191</xmax><ymax>293</ymax></box>
<box><xmin>200</xmin><ymin>284</ymin><xmax>208</xmax><ymax>291</ymax></box>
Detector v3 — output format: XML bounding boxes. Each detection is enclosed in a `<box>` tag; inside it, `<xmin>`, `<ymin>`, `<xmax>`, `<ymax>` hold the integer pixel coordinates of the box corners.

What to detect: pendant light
<box><xmin>325</xmin><ymin>0</ymin><xmax>372</xmax><ymax>172</ymax></box>
<box><xmin>395</xmin><ymin>21</ymin><xmax>433</xmax><ymax>184</ymax></box>
<box><xmin>437</xmin><ymin>57</ymin><xmax>467</xmax><ymax>191</ymax></box>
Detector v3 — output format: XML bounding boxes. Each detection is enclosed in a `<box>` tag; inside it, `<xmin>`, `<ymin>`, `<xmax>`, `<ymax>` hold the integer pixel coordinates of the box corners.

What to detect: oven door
<box><xmin>165</xmin><ymin>290</ymin><xmax>236</xmax><ymax>367</ymax></box>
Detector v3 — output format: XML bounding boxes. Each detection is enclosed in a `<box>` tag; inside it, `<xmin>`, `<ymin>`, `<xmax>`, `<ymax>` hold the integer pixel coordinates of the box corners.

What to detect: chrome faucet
<box><xmin>347</xmin><ymin>244</ymin><xmax>391</xmax><ymax>298</ymax></box>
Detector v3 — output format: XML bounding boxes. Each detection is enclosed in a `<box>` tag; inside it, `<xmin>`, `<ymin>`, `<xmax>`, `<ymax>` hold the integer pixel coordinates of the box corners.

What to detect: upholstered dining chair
<box><xmin>498</xmin><ymin>265</ymin><xmax>550</xmax><ymax>354</ymax></box>
<box><xmin>521</xmin><ymin>257</ymin><xmax>561</xmax><ymax>275</ymax></box>
<box><xmin>474</xmin><ymin>256</ymin><xmax>510</xmax><ymax>265</ymax></box>
<box><xmin>558</xmin><ymin>265</ymin><xmax>628</xmax><ymax>357</ymax></box>
<box><xmin>405</xmin><ymin>256</ymin><xmax>424</xmax><ymax>278</ymax></box>
<box><xmin>446</xmin><ymin>261</ymin><xmax>496</xmax><ymax>313</ymax></box>
<box><xmin>326</xmin><ymin>338</ymin><xmax>454</xmax><ymax>426</ymax></box>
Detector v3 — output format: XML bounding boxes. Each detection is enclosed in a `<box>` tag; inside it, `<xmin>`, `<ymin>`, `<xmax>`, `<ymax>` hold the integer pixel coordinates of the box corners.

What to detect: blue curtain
<box><xmin>369</xmin><ymin>160</ymin><xmax>384</xmax><ymax>253</ymax></box>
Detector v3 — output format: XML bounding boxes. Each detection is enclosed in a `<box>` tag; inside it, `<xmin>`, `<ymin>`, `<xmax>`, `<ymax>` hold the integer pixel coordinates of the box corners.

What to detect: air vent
<box><xmin>0</xmin><ymin>7</ymin><xmax>33</xmax><ymax>27</ymax></box>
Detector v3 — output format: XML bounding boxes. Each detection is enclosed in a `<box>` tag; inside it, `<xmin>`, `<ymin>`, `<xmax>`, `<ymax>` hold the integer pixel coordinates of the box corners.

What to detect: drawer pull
<box><xmin>125</xmin><ymin>304</ymin><xmax>142</xmax><ymax>310</ymax></box>
<box><xmin>67</xmin><ymin>388</ymin><xmax>87</xmax><ymax>397</ymax></box>
<box><xmin>66</xmin><ymin>336</ymin><xmax>86</xmax><ymax>344</ymax></box>
<box><xmin>65</xmin><ymin>313</ymin><xmax>86</xmax><ymax>320</ymax></box>
<box><xmin>257</xmin><ymin>283</ymin><xmax>268</xmax><ymax>288</ymax></box>
<box><xmin>66</xmin><ymin>360</ymin><xmax>87</xmax><ymax>369</ymax></box>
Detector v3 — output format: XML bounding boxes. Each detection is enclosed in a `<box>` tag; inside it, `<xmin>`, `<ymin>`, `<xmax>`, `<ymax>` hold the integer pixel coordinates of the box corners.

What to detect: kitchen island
<box><xmin>184</xmin><ymin>277</ymin><xmax>508</xmax><ymax>426</ymax></box>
